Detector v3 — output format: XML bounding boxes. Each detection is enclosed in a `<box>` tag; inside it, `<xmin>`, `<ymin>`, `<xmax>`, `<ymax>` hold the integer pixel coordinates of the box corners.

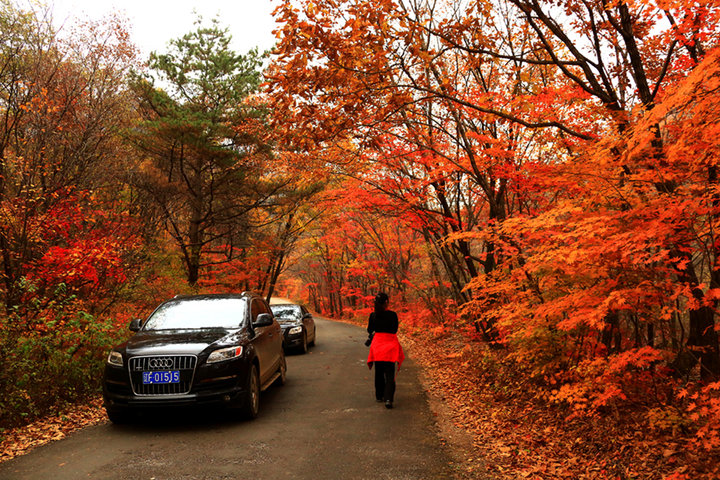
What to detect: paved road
<box><xmin>0</xmin><ymin>317</ymin><xmax>455</xmax><ymax>480</ymax></box>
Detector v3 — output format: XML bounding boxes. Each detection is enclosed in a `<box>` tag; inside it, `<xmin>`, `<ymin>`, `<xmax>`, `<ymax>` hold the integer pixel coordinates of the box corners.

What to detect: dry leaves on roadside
<box><xmin>0</xmin><ymin>396</ymin><xmax>106</xmax><ymax>463</ymax></box>
<box><xmin>401</xmin><ymin>333</ymin><xmax>720</xmax><ymax>480</ymax></box>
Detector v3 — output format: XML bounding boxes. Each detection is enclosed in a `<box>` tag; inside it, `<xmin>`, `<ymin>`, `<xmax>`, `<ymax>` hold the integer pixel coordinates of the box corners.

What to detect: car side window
<box><xmin>301</xmin><ymin>306</ymin><xmax>308</xmax><ymax>316</ymax></box>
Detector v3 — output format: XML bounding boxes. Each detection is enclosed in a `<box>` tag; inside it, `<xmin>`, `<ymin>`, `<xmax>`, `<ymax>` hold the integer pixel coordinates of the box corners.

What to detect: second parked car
<box><xmin>270</xmin><ymin>303</ymin><xmax>316</xmax><ymax>354</ymax></box>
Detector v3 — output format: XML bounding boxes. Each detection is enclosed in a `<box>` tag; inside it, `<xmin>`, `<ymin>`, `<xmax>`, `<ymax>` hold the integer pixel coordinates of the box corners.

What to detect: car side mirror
<box><xmin>129</xmin><ymin>318</ymin><xmax>143</xmax><ymax>332</ymax></box>
<box><xmin>303</xmin><ymin>313</ymin><xmax>312</xmax><ymax>319</ymax></box>
<box><xmin>253</xmin><ymin>313</ymin><xmax>274</xmax><ymax>328</ymax></box>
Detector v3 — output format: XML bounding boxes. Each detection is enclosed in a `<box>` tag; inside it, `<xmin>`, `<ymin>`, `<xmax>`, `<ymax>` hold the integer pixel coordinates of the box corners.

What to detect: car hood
<box><xmin>124</xmin><ymin>328</ymin><xmax>245</xmax><ymax>356</ymax></box>
<box><xmin>276</xmin><ymin>318</ymin><xmax>300</xmax><ymax>325</ymax></box>
<box><xmin>277</xmin><ymin>320</ymin><xmax>301</xmax><ymax>329</ymax></box>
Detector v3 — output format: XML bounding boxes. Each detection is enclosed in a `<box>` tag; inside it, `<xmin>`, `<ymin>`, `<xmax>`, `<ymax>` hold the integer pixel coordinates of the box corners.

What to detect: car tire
<box><xmin>106</xmin><ymin>409</ymin><xmax>131</xmax><ymax>424</ymax></box>
<box><xmin>274</xmin><ymin>352</ymin><xmax>287</xmax><ymax>387</ymax></box>
<box><xmin>241</xmin><ymin>364</ymin><xmax>260</xmax><ymax>420</ymax></box>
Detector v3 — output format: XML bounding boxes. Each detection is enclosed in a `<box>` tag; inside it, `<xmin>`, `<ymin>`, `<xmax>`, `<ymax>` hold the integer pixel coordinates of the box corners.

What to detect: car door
<box><xmin>251</xmin><ymin>299</ymin><xmax>281</xmax><ymax>385</ymax></box>
<box><xmin>301</xmin><ymin>305</ymin><xmax>315</xmax><ymax>341</ymax></box>
<box><xmin>259</xmin><ymin>299</ymin><xmax>282</xmax><ymax>376</ymax></box>
<box><xmin>250</xmin><ymin>299</ymin><xmax>271</xmax><ymax>383</ymax></box>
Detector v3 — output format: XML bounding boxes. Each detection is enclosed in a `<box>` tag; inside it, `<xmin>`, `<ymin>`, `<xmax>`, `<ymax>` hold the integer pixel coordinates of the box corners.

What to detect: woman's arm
<box><xmin>365</xmin><ymin>312</ymin><xmax>376</xmax><ymax>346</ymax></box>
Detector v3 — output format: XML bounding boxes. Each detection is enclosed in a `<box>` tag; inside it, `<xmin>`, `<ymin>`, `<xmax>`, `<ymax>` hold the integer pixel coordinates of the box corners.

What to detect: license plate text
<box><xmin>142</xmin><ymin>371</ymin><xmax>180</xmax><ymax>384</ymax></box>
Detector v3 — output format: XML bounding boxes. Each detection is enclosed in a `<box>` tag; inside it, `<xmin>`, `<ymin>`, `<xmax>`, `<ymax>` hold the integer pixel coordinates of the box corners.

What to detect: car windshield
<box><xmin>271</xmin><ymin>305</ymin><xmax>301</xmax><ymax>321</ymax></box>
<box><xmin>143</xmin><ymin>298</ymin><xmax>247</xmax><ymax>330</ymax></box>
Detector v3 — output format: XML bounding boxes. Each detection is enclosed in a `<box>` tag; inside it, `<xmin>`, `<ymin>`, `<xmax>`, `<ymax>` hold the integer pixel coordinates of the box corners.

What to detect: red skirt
<box><xmin>367</xmin><ymin>332</ymin><xmax>405</xmax><ymax>369</ymax></box>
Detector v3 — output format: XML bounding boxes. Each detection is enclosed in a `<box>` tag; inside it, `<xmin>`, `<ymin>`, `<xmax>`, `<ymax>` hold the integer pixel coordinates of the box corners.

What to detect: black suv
<box><xmin>271</xmin><ymin>303</ymin><xmax>317</xmax><ymax>354</ymax></box>
<box><xmin>102</xmin><ymin>292</ymin><xmax>286</xmax><ymax>423</ymax></box>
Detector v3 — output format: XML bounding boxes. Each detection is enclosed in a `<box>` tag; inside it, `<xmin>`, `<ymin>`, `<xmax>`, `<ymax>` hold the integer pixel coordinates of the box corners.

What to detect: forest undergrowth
<box><xmin>404</xmin><ymin>332</ymin><xmax>716</xmax><ymax>480</ymax></box>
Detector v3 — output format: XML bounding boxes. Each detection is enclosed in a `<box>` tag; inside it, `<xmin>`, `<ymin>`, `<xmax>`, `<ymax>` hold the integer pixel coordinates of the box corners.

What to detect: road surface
<box><xmin>0</xmin><ymin>316</ymin><xmax>456</xmax><ymax>480</ymax></box>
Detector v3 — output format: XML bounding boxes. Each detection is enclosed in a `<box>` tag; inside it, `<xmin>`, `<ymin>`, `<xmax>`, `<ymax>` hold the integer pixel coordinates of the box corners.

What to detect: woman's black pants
<box><xmin>374</xmin><ymin>361</ymin><xmax>396</xmax><ymax>402</ymax></box>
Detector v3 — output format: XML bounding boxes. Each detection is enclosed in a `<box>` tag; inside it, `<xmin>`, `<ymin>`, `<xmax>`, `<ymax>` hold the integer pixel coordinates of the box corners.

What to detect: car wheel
<box><xmin>242</xmin><ymin>364</ymin><xmax>260</xmax><ymax>420</ymax></box>
<box><xmin>298</xmin><ymin>331</ymin><xmax>308</xmax><ymax>354</ymax></box>
<box><xmin>106</xmin><ymin>409</ymin><xmax>131</xmax><ymax>424</ymax></box>
<box><xmin>274</xmin><ymin>352</ymin><xmax>287</xmax><ymax>387</ymax></box>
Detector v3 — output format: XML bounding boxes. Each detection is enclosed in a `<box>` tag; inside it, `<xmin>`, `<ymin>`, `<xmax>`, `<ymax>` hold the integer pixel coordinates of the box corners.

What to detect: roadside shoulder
<box><xmin>0</xmin><ymin>396</ymin><xmax>106</xmax><ymax>463</ymax></box>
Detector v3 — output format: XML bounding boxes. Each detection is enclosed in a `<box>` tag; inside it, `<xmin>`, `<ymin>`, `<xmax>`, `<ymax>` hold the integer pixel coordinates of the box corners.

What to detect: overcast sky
<box><xmin>49</xmin><ymin>0</ymin><xmax>278</xmax><ymax>58</ymax></box>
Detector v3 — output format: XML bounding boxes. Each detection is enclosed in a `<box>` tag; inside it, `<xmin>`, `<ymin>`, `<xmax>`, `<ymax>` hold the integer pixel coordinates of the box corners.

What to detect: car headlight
<box><xmin>288</xmin><ymin>326</ymin><xmax>302</xmax><ymax>335</ymax></box>
<box><xmin>107</xmin><ymin>351</ymin><xmax>123</xmax><ymax>367</ymax></box>
<box><xmin>207</xmin><ymin>346</ymin><xmax>243</xmax><ymax>363</ymax></box>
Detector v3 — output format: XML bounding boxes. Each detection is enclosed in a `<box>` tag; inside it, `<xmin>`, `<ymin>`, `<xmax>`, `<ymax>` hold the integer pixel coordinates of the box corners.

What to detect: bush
<box><xmin>0</xmin><ymin>311</ymin><xmax>126</xmax><ymax>428</ymax></box>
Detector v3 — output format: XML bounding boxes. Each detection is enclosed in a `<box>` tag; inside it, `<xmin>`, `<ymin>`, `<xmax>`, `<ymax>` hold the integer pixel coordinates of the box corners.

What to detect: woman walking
<box><xmin>366</xmin><ymin>292</ymin><xmax>404</xmax><ymax>409</ymax></box>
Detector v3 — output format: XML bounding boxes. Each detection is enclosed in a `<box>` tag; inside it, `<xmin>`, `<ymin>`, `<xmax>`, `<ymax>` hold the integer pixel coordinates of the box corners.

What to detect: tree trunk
<box><xmin>602</xmin><ymin>312</ymin><xmax>621</xmax><ymax>354</ymax></box>
<box><xmin>185</xmin><ymin>212</ymin><xmax>203</xmax><ymax>286</ymax></box>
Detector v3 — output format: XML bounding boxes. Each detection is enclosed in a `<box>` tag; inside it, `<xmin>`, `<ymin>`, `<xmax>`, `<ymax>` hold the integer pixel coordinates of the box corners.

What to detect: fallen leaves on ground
<box><xmin>0</xmin><ymin>396</ymin><xmax>106</xmax><ymax>463</ymax></box>
<box><xmin>401</xmin><ymin>332</ymin><xmax>720</xmax><ymax>480</ymax></box>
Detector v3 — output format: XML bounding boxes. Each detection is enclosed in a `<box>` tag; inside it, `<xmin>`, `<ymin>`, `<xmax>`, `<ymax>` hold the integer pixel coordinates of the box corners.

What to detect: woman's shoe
<box><xmin>385</xmin><ymin>400</ymin><xmax>393</xmax><ymax>409</ymax></box>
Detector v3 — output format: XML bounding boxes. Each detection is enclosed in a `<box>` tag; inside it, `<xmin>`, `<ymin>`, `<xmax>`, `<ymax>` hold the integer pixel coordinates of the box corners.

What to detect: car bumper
<box><xmin>103</xmin><ymin>384</ymin><xmax>248</xmax><ymax>411</ymax></box>
<box><xmin>103</xmin><ymin>360</ymin><xmax>250</xmax><ymax>412</ymax></box>
<box><xmin>283</xmin><ymin>331</ymin><xmax>304</xmax><ymax>348</ymax></box>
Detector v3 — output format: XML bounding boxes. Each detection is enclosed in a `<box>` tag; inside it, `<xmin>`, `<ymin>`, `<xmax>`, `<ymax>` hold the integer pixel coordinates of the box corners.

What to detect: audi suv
<box><xmin>102</xmin><ymin>292</ymin><xmax>286</xmax><ymax>423</ymax></box>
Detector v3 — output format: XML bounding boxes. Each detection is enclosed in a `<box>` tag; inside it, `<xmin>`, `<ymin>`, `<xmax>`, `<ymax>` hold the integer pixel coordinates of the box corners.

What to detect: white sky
<box><xmin>49</xmin><ymin>0</ymin><xmax>279</xmax><ymax>58</ymax></box>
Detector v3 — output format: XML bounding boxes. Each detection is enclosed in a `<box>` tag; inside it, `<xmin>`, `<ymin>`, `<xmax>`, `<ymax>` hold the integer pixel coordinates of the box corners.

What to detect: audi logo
<box><xmin>148</xmin><ymin>358</ymin><xmax>174</xmax><ymax>369</ymax></box>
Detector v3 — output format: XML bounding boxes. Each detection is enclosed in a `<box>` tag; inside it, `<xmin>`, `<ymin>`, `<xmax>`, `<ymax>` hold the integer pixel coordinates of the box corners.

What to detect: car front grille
<box><xmin>128</xmin><ymin>355</ymin><xmax>197</xmax><ymax>396</ymax></box>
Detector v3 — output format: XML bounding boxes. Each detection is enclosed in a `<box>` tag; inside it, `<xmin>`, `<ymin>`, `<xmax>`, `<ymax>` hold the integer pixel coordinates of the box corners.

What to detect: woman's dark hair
<box><xmin>374</xmin><ymin>292</ymin><xmax>389</xmax><ymax>313</ymax></box>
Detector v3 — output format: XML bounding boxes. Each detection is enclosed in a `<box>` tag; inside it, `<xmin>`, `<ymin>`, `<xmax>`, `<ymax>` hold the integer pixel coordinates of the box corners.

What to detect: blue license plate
<box><xmin>142</xmin><ymin>371</ymin><xmax>180</xmax><ymax>384</ymax></box>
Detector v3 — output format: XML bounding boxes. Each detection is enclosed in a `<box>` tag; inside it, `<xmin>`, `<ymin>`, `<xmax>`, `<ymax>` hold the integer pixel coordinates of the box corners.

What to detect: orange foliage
<box><xmin>270</xmin><ymin>0</ymin><xmax>720</xmax><ymax>477</ymax></box>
